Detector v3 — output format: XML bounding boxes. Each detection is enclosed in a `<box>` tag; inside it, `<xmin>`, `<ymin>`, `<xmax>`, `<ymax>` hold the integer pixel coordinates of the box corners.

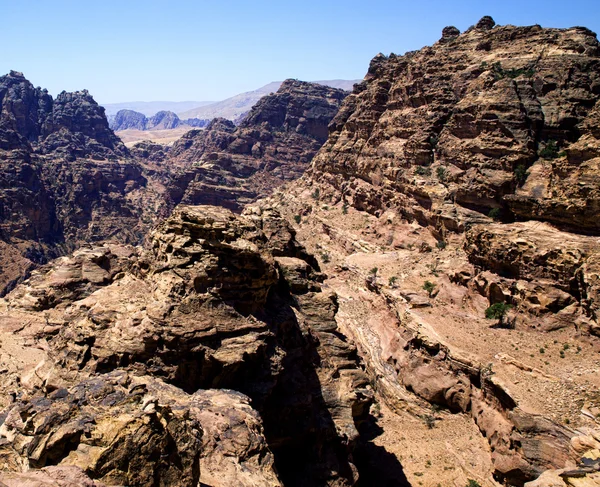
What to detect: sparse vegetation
<box><xmin>422</xmin><ymin>414</ymin><xmax>436</xmax><ymax>429</ymax></box>
<box><xmin>514</xmin><ymin>163</ymin><xmax>528</xmax><ymax>185</ymax></box>
<box><xmin>320</xmin><ymin>251</ymin><xmax>330</xmax><ymax>263</ymax></box>
<box><xmin>466</xmin><ymin>480</ymin><xmax>482</xmax><ymax>487</ymax></box>
<box><xmin>485</xmin><ymin>302</ymin><xmax>512</xmax><ymax>320</ymax></box>
<box><xmin>370</xmin><ymin>267</ymin><xmax>378</xmax><ymax>276</ymax></box>
<box><xmin>389</xmin><ymin>276</ymin><xmax>398</xmax><ymax>287</ymax></box>
<box><xmin>429</xmin><ymin>134</ymin><xmax>439</xmax><ymax>148</ymax></box>
<box><xmin>423</xmin><ymin>280</ymin><xmax>436</xmax><ymax>297</ymax></box>
<box><xmin>342</xmin><ymin>204</ymin><xmax>348</xmax><ymax>215</ymax></box>
<box><xmin>488</xmin><ymin>207</ymin><xmax>501</xmax><ymax>220</ymax></box>
<box><xmin>436</xmin><ymin>240</ymin><xmax>447</xmax><ymax>250</ymax></box>
<box><xmin>311</xmin><ymin>188</ymin><xmax>320</xmax><ymax>200</ymax></box>
<box><xmin>415</xmin><ymin>166</ymin><xmax>432</xmax><ymax>176</ymax></box>
<box><xmin>492</xmin><ymin>62</ymin><xmax>535</xmax><ymax>80</ymax></box>
<box><xmin>539</xmin><ymin>139</ymin><xmax>559</xmax><ymax>159</ymax></box>
<box><xmin>294</xmin><ymin>214</ymin><xmax>301</xmax><ymax>224</ymax></box>
<box><xmin>436</xmin><ymin>166</ymin><xmax>447</xmax><ymax>182</ymax></box>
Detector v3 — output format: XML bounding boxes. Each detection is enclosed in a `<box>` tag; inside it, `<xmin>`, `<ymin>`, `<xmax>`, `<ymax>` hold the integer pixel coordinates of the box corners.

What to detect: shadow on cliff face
<box><xmin>250</xmin><ymin>282</ymin><xmax>358</xmax><ymax>487</ymax></box>
<box><xmin>354</xmin><ymin>416</ymin><xmax>411</xmax><ymax>487</ymax></box>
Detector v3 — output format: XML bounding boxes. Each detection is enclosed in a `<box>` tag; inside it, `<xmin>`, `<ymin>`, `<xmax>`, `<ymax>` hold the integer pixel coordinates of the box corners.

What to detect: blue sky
<box><xmin>1</xmin><ymin>0</ymin><xmax>599</xmax><ymax>103</ymax></box>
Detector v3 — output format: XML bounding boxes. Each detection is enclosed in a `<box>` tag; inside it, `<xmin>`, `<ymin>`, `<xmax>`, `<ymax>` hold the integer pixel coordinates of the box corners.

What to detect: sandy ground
<box><xmin>116</xmin><ymin>127</ymin><xmax>194</xmax><ymax>146</ymax></box>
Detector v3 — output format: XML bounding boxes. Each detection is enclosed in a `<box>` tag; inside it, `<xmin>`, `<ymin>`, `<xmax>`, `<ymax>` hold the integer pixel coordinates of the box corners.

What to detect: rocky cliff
<box><xmin>162</xmin><ymin>79</ymin><xmax>348</xmax><ymax>212</ymax></box>
<box><xmin>0</xmin><ymin>205</ymin><xmax>372</xmax><ymax>486</ymax></box>
<box><xmin>257</xmin><ymin>17</ymin><xmax>600</xmax><ymax>487</ymax></box>
<box><xmin>0</xmin><ymin>72</ymin><xmax>152</xmax><ymax>295</ymax></box>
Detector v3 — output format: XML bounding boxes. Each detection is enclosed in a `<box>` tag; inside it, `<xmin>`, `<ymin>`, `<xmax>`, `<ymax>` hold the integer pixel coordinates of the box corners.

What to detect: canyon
<box><xmin>1</xmin><ymin>15</ymin><xmax>600</xmax><ymax>487</ymax></box>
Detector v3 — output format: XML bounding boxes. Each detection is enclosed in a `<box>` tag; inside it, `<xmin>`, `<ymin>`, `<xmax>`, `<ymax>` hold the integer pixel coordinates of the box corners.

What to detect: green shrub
<box><xmin>415</xmin><ymin>166</ymin><xmax>432</xmax><ymax>176</ymax></box>
<box><xmin>436</xmin><ymin>167</ymin><xmax>447</xmax><ymax>182</ymax></box>
<box><xmin>389</xmin><ymin>276</ymin><xmax>398</xmax><ymax>287</ymax></box>
<box><xmin>488</xmin><ymin>208</ymin><xmax>501</xmax><ymax>220</ymax></box>
<box><xmin>342</xmin><ymin>204</ymin><xmax>348</xmax><ymax>215</ymax></box>
<box><xmin>466</xmin><ymin>480</ymin><xmax>482</xmax><ymax>487</ymax></box>
<box><xmin>370</xmin><ymin>267</ymin><xmax>378</xmax><ymax>276</ymax></box>
<box><xmin>485</xmin><ymin>302</ymin><xmax>512</xmax><ymax>320</ymax></box>
<box><xmin>436</xmin><ymin>240</ymin><xmax>447</xmax><ymax>250</ymax></box>
<box><xmin>423</xmin><ymin>280</ymin><xmax>436</xmax><ymax>297</ymax></box>
<box><xmin>539</xmin><ymin>140</ymin><xmax>559</xmax><ymax>159</ymax></box>
<box><xmin>311</xmin><ymin>188</ymin><xmax>320</xmax><ymax>200</ymax></box>
<box><xmin>294</xmin><ymin>215</ymin><xmax>301</xmax><ymax>224</ymax></box>
<box><xmin>514</xmin><ymin>164</ymin><xmax>528</xmax><ymax>185</ymax></box>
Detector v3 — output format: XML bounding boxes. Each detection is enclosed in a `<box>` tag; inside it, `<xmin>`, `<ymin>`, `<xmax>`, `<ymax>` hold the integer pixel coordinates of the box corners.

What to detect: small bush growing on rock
<box><xmin>539</xmin><ymin>140</ymin><xmax>559</xmax><ymax>159</ymax></box>
<box><xmin>311</xmin><ymin>188</ymin><xmax>320</xmax><ymax>200</ymax></box>
<box><xmin>436</xmin><ymin>240</ymin><xmax>447</xmax><ymax>250</ymax></box>
<box><xmin>436</xmin><ymin>166</ymin><xmax>447</xmax><ymax>182</ymax></box>
<box><xmin>415</xmin><ymin>166</ymin><xmax>432</xmax><ymax>176</ymax></box>
<box><xmin>389</xmin><ymin>276</ymin><xmax>398</xmax><ymax>287</ymax></box>
<box><xmin>423</xmin><ymin>280</ymin><xmax>436</xmax><ymax>297</ymax></box>
<box><xmin>342</xmin><ymin>204</ymin><xmax>348</xmax><ymax>215</ymax></box>
<box><xmin>466</xmin><ymin>480</ymin><xmax>481</xmax><ymax>487</ymax></box>
<box><xmin>294</xmin><ymin>214</ymin><xmax>301</xmax><ymax>224</ymax></box>
<box><xmin>422</xmin><ymin>414</ymin><xmax>436</xmax><ymax>429</ymax></box>
<box><xmin>370</xmin><ymin>267</ymin><xmax>378</xmax><ymax>276</ymax></box>
<box><xmin>488</xmin><ymin>208</ymin><xmax>501</xmax><ymax>220</ymax></box>
<box><xmin>321</xmin><ymin>251</ymin><xmax>330</xmax><ymax>263</ymax></box>
<box><xmin>485</xmin><ymin>302</ymin><xmax>511</xmax><ymax>320</ymax></box>
<box><xmin>514</xmin><ymin>164</ymin><xmax>528</xmax><ymax>185</ymax></box>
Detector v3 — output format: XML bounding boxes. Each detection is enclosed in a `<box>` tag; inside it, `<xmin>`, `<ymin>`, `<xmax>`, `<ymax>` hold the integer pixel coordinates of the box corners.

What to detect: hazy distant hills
<box><xmin>102</xmin><ymin>100</ymin><xmax>214</xmax><ymax>117</ymax></box>
<box><xmin>101</xmin><ymin>79</ymin><xmax>360</xmax><ymax>126</ymax></box>
<box><xmin>178</xmin><ymin>79</ymin><xmax>360</xmax><ymax>121</ymax></box>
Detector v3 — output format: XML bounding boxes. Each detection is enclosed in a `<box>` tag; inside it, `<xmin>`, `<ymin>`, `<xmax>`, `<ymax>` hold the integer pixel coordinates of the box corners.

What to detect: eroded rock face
<box><xmin>164</xmin><ymin>79</ymin><xmax>349</xmax><ymax>212</ymax></box>
<box><xmin>264</xmin><ymin>17</ymin><xmax>600</xmax><ymax>487</ymax></box>
<box><xmin>0</xmin><ymin>71</ymin><xmax>150</xmax><ymax>295</ymax></box>
<box><xmin>308</xmin><ymin>23</ymin><xmax>600</xmax><ymax>234</ymax></box>
<box><xmin>0</xmin><ymin>205</ymin><xmax>371</xmax><ymax>486</ymax></box>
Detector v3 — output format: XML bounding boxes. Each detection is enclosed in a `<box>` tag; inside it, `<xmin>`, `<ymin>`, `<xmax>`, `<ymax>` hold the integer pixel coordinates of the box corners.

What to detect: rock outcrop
<box><xmin>109</xmin><ymin>109</ymin><xmax>210</xmax><ymax>131</ymax></box>
<box><xmin>0</xmin><ymin>205</ymin><xmax>372</xmax><ymax>486</ymax></box>
<box><xmin>309</xmin><ymin>23</ymin><xmax>600</xmax><ymax>234</ymax></box>
<box><xmin>163</xmin><ymin>79</ymin><xmax>349</xmax><ymax>212</ymax></box>
<box><xmin>259</xmin><ymin>17</ymin><xmax>600</xmax><ymax>487</ymax></box>
<box><xmin>0</xmin><ymin>72</ymin><xmax>151</xmax><ymax>295</ymax></box>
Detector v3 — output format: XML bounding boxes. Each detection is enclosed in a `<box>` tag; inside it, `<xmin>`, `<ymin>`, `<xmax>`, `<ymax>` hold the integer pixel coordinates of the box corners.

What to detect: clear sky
<box><xmin>1</xmin><ymin>0</ymin><xmax>599</xmax><ymax>103</ymax></box>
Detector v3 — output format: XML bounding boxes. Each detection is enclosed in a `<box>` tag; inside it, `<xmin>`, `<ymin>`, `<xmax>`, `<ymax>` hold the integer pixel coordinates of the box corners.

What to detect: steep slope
<box><xmin>159</xmin><ymin>79</ymin><xmax>349</xmax><ymax>212</ymax></box>
<box><xmin>257</xmin><ymin>17</ymin><xmax>600</xmax><ymax>487</ymax></box>
<box><xmin>0</xmin><ymin>205</ymin><xmax>372</xmax><ymax>487</ymax></box>
<box><xmin>0</xmin><ymin>71</ymin><xmax>156</xmax><ymax>294</ymax></box>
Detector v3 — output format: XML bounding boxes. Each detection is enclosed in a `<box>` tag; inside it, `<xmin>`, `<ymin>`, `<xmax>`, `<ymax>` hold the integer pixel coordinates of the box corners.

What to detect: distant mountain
<box><xmin>110</xmin><ymin>109</ymin><xmax>210</xmax><ymax>132</ymax></box>
<box><xmin>101</xmin><ymin>100</ymin><xmax>214</xmax><ymax>117</ymax></box>
<box><xmin>178</xmin><ymin>79</ymin><xmax>361</xmax><ymax>121</ymax></box>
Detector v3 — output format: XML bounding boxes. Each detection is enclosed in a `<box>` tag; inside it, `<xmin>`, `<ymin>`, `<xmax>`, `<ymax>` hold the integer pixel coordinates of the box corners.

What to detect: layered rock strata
<box><xmin>0</xmin><ymin>205</ymin><xmax>372</xmax><ymax>486</ymax></box>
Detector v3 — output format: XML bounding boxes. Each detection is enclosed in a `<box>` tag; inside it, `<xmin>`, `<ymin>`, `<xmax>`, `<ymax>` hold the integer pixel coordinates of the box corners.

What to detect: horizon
<box><xmin>1</xmin><ymin>0</ymin><xmax>599</xmax><ymax>103</ymax></box>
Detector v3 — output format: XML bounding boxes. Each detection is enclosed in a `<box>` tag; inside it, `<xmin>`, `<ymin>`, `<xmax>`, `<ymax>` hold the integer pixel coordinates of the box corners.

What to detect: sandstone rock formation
<box><xmin>0</xmin><ymin>205</ymin><xmax>372</xmax><ymax>486</ymax></box>
<box><xmin>162</xmin><ymin>79</ymin><xmax>348</xmax><ymax>212</ymax></box>
<box><xmin>256</xmin><ymin>17</ymin><xmax>600</xmax><ymax>486</ymax></box>
<box><xmin>0</xmin><ymin>71</ymin><xmax>151</xmax><ymax>295</ymax></box>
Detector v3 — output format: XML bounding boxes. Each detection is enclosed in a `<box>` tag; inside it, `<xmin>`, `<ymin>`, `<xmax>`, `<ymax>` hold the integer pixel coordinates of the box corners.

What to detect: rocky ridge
<box><xmin>161</xmin><ymin>79</ymin><xmax>349</xmax><ymax>212</ymax></box>
<box><xmin>109</xmin><ymin>109</ymin><xmax>210</xmax><ymax>132</ymax></box>
<box><xmin>256</xmin><ymin>17</ymin><xmax>600</xmax><ymax>487</ymax></box>
<box><xmin>0</xmin><ymin>71</ymin><xmax>157</xmax><ymax>295</ymax></box>
<box><xmin>0</xmin><ymin>205</ymin><xmax>372</xmax><ymax>486</ymax></box>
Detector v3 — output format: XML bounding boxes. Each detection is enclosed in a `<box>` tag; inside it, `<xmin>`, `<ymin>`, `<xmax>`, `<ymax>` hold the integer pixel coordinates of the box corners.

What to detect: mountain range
<box><xmin>0</xmin><ymin>15</ymin><xmax>599</xmax><ymax>487</ymax></box>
